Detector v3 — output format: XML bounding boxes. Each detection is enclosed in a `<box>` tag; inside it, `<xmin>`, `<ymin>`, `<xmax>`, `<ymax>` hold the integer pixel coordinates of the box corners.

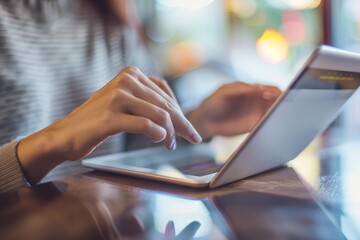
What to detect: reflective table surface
<box><xmin>289</xmin><ymin>127</ymin><xmax>360</xmax><ymax>240</ymax></box>
<box><xmin>1</xmin><ymin>127</ymin><xmax>359</xmax><ymax>239</ymax></box>
<box><xmin>0</xmin><ymin>166</ymin><xmax>345</xmax><ymax>240</ymax></box>
<box><xmin>209</xmin><ymin>125</ymin><xmax>360</xmax><ymax>240</ymax></box>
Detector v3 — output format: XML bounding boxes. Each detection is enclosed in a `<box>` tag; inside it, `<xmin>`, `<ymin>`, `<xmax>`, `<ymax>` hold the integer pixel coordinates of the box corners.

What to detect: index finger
<box><xmin>123</xmin><ymin>67</ymin><xmax>202</xmax><ymax>144</ymax></box>
<box><xmin>135</xmin><ymin>84</ymin><xmax>202</xmax><ymax>144</ymax></box>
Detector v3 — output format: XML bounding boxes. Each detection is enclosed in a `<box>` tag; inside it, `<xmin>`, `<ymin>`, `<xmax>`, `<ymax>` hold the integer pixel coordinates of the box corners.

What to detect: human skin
<box><xmin>187</xmin><ymin>82</ymin><xmax>281</xmax><ymax>140</ymax></box>
<box><xmin>0</xmin><ymin>0</ymin><xmax>283</xmax><ymax>187</ymax></box>
<box><xmin>102</xmin><ymin>1</ymin><xmax>282</xmax><ymax>139</ymax></box>
<box><xmin>17</xmin><ymin>67</ymin><xmax>281</xmax><ymax>186</ymax></box>
<box><xmin>17</xmin><ymin>66</ymin><xmax>202</xmax><ymax>185</ymax></box>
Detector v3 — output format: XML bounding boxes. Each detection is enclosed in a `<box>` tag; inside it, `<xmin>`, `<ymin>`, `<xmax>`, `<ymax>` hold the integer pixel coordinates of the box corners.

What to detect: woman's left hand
<box><xmin>187</xmin><ymin>82</ymin><xmax>281</xmax><ymax>140</ymax></box>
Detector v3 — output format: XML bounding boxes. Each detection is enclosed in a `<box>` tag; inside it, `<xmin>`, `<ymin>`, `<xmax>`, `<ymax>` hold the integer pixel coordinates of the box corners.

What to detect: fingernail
<box><xmin>262</xmin><ymin>91</ymin><xmax>275</xmax><ymax>100</ymax></box>
<box><xmin>191</xmin><ymin>131</ymin><xmax>202</xmax><ymax>144</ymax></box>
<box><xmin>152</xmin><ymin>138</ymin><xmax>162</xmax><ymax>143</ymax></box>
<box><xmin>170</xmin><ymin>139</ymin><xmax>177</xmax><ymax>151</ymax></box>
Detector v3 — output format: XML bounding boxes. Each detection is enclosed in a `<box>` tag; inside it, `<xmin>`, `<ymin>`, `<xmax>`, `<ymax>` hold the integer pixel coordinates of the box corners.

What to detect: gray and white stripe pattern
<box><xmin>0</xmin><ymin>0</ymin><xmax>155</xmax><ymax>181</ymax></box>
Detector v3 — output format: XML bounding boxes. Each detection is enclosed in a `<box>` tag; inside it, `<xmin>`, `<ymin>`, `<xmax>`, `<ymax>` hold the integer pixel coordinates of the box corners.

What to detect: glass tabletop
<box><xmin>209</xmin><ymin>124</ymin><xmax>360</xmax><ymax>240</ymax></box>
<box><xmin>289</xmin><ymin>127</ymin><xmax>360</xmax><ymax>240</ymax></box>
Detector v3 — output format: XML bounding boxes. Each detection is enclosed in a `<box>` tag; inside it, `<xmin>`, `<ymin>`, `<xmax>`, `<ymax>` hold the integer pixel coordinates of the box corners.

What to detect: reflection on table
<box><xmin>2</xmin><ymin>123</ymin><xmax>360</xmax><ymax>239</ymax></box>
<box><xmin>0</xmin><ymin>166</ymin><xmax>345</xmax><ymax>240</ymax></box>
<box><xmin>289</xmin><ymin>127</ymin><xmax>360</xmax><ymax>240</ymax></box>
<box><xmin>210</xmin><ymin>126</ymin><xmax>360</xmax><ymax>240</ymax></box>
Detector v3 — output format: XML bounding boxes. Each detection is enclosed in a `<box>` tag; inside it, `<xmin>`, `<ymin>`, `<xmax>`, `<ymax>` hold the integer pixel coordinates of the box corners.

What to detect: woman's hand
<box><xmin>17</xmin><ymin>67</ymin><xmax>202</xmax><ymax>184</ymax></box>
<box><xmin>187</xmin><ymin>82</ymin><xmax>281</xmax><ymax>140</ymax></box>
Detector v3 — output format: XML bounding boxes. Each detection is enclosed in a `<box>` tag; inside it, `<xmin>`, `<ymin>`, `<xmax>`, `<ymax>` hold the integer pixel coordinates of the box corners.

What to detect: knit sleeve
<box><xmin>0</xmin><ymin>140</ymin><xmax>28</xmax><ymax>193</ymax></box>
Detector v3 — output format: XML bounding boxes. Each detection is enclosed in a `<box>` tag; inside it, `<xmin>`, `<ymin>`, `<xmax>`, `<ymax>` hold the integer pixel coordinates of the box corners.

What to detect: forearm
<box><xmin>4</xmin><ymin>67</ymin><xmax>202</xmax><ymax>188</ymax></box>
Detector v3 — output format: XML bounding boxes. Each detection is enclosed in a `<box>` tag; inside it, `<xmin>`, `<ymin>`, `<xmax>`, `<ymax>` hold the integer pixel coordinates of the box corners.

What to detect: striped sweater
<box><xmin>0</xmin><ymin>0</ymin><xmax>156</xmax><ymax>192</ymax></box>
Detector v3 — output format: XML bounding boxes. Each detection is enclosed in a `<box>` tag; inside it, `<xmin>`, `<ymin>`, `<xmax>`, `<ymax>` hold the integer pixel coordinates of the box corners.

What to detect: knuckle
<box><xmin>158</xmin><ymin>109</ymin><xmax>170</xmax><ymax>122</ymax></box>
<box><xmin>122</xmin><ymin>66</ymin><xmax>140</xmax><ymax>75</ymax></box>
<box><xmin>161</xmin><ymin>99</ymin><xmax>174</xmax><ymax>112</ymax></box>
<box><xmin>121</xmin><ymin>74</ymin><xmax>132</xmax><ymax>85</ymax></box>
<box><xmin>115</xmin><ymin>73</ymin><xmax>134</xmax><ymax>88</ymax></box>
<box><xmin>139</xmin><ymin>119</ymin><xmax>152</xmax><ymax>132</ymax></box>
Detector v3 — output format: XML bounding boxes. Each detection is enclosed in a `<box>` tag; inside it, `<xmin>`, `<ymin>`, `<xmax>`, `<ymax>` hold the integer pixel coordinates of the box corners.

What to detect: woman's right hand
<box><xmin>17</xmin><ymin>66</ymin><xmax>202</xmax><ymax>184</ymax></box>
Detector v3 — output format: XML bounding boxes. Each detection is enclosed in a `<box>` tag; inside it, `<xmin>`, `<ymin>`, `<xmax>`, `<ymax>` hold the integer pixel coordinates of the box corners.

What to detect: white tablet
<box><xmin>83</xmin><ymin>45</ymin><xmax>360</xmax><ymax>188</ymax></box>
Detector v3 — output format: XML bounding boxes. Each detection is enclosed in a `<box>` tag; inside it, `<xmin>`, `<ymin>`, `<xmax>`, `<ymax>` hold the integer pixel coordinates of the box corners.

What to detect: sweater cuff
<box><xmin>0</xmin><ymin>139</ymin><xmax>28</xmax><ymax>193</ymax></box>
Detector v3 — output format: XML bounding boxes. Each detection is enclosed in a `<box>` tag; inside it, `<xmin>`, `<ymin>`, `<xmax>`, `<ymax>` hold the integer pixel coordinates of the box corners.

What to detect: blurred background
<box><xmin>133</xmin><ymin>0</ymin><xmax>360</xmax><ymax>239</ymax></box>
<box><xmin>135</xmin><ymin>0</ymin><xmax>360</xmax><ymax>127</ymax></box>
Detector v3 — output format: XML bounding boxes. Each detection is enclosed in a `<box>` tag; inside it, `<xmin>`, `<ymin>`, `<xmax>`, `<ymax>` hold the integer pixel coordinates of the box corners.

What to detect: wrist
<box><xmin>17</xmin><ymin>126</ymin><xmax>65</xmax><ymax>185</ymax></box>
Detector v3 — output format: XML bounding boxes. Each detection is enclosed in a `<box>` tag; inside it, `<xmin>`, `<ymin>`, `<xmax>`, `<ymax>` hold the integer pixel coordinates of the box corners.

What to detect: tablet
<box><xmin>83</xmin><ymin>45</ymin><xmax>360</xmax><ymax>188</ymax></box>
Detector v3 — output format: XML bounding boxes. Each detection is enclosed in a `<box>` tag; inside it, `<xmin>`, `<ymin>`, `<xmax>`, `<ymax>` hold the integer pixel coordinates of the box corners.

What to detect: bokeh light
<box><xmin>157</xmin><ymin>0</ymin><xmax>215</xmax><ymax>10</ymax></box>
<box><xmin>266</xmin><ymin>0</ymin><xmax>321</xmax><ymax>9</ymax></box>
<box><xmin>256</xmin><ymin>29</ymin><xmax>289</xmax><ymax>64</ymax></box>
<box><xmin>227</xmin><ymin>0</ymin><xmax>257</xmax><ymax>18</ymax></box>
<box><xmin>166</xmin><ymin>41</ymin><xmax>205</xmax><ymax>76</ymax></box>
<box><xmin>146</xmin><ymin>17</ymin><xmax>176</xmax><ymax>43</ymax></box>
<box><xmin>284</xmin><ymin>0</ymin><xmax>321</xmax><ymax>9</ymax></box>
<box><xmin>283</xmin><ymin>11</ymin><xmax>306</xmax><ymax>44</ymax></box>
